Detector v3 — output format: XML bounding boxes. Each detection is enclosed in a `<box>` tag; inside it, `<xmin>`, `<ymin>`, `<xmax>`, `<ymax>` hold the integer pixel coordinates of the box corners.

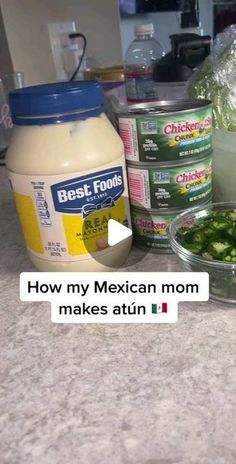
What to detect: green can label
<box><xmin>128</xmin><ymin>157</ymin><xmax>212</xmax><ymax>209</ymax></box>
<box><xmin>132</xmin><ymin>209</ymin><xmax>175</xmax><ymax>250</ymax></box>
<box><xmin>119</xmin><ymin>106</ymin><xmax>212</xmax><ymax>163</ymax></box>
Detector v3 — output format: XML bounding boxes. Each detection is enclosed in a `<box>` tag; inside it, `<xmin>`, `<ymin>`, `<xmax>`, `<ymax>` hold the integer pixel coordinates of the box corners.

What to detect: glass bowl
<box><xmin>168</xmin><ymin>202</ymin><xmax>236</xmax><ymax>304</ymax></box>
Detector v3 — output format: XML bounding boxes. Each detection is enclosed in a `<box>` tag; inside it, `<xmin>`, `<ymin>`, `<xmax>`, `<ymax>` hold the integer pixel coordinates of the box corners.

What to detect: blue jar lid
<box><xmin>9</xmin><ymin>80</ymin><xmax>104</xmax><ymax>125</ymax></box>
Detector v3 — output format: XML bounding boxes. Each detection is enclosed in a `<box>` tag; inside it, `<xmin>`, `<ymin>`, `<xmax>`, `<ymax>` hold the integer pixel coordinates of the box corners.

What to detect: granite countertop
<box><xmin>1</xmin><ymin>166</ymin><xmax>236</xmax><ymax>464</ymax></box>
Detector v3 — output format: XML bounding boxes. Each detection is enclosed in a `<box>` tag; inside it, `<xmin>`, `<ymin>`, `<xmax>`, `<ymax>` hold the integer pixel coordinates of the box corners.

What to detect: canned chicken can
<box><xmin>127</xmin><ymin>155</ymin><xmax>212</xmax><ymax>210</ymax></box>
<box><xmin>118</xmin><ymin>99</ymin><xmax>212</xmax><ymax>164</ymax></box>
<box><xmin>131</xmin><ymin>207</ymin><xmax>178</xmax><ymax>252</ymax></box>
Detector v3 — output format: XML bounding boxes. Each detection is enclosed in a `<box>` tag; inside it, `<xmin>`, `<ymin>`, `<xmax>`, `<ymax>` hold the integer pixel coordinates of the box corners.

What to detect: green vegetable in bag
<box><xmin>189</xmin><ymin>27</ymin><xmax>236</xmax><ymax>131</ymax></box>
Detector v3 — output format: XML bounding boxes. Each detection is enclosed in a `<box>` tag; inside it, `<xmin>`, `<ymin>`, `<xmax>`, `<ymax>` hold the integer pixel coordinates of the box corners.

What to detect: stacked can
<box><xmin>118</xmin><ymin>100</ymin><xmax>213</xmax><ymax>252</ymax></box>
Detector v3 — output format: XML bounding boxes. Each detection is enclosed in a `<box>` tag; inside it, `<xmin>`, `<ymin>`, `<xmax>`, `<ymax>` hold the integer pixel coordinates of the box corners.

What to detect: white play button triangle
<box><xmin>108</xmin><ymin>219</ymin><xmax>132</xmax><ymax>247</ymax></box>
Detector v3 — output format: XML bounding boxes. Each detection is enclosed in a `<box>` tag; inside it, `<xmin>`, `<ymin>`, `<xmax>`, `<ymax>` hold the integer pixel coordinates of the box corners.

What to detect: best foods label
<box><xmin>119</xmin><ymin>106</ymin><xmax>212</xmax><ymax>163</ymax></box>
<box><xmin>9</xmin><ymin>158</ymin><xmax>131</xmax><ymax>261</ymax></box>
<box><xmin>128</xmin><ymin>157</ymin><xmax>212</xmax><ymax>209</ymax></box>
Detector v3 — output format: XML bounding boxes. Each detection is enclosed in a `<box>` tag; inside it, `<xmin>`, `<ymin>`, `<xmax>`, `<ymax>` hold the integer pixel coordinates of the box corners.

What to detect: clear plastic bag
<box><xmin>189</xmin><ymin>25</ymin><xmax>236</xmax><ymax>131</ymax></box>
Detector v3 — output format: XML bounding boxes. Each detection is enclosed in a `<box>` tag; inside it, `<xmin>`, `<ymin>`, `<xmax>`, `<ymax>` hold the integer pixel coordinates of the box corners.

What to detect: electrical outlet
<box><xmin>48</xmin><ymin>21</ymin><xmax>76</xmax><ymax>81</ymax></box>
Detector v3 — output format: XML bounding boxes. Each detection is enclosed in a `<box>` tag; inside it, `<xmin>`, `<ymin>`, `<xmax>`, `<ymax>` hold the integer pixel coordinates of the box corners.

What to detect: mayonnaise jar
<box><xmin>6</xmin><ymin>81</ymin><xmax>132</xmax><ymax>271</ymax></box>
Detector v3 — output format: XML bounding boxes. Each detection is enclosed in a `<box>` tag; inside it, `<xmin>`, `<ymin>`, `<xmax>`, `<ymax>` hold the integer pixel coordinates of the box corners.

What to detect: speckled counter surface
<box><xmin>1</xmin><ymin>166</ymin><xmax>236</xmax><ymax>464</ymax></box>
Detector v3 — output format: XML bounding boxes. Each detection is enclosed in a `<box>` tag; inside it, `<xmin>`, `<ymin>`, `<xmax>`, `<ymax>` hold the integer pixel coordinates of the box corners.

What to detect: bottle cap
<box><xmin>9</xmin><ymin>80</ymin><xmax>104</xmax><ymax>125</ymax></box>
<box><xmin>135</xmin><ymin>24</ymin><xmax>154</xmax><ymax>36</ymax></box>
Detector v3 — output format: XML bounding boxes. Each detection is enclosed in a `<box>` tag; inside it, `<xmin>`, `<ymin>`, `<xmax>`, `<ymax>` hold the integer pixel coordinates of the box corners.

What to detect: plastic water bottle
<box><xmin>124</xmin><ymin>23</ymin><xmax>164</xmax><ymax>103</ymax></box>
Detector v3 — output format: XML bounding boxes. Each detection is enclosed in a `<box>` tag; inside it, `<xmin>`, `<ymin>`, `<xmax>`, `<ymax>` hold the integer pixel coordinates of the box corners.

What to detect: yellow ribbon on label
<box><xmin>62</xmin><ymin>197</ymin><xmax>127</xmax><ymax>256</ymax></box>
